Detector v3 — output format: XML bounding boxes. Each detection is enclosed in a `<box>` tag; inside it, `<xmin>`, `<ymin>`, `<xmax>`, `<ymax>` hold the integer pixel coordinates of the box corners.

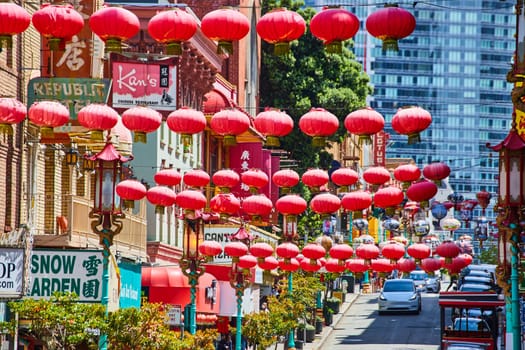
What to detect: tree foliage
<box><xmin>7</xmin><ymin>292</ymin><xmax>105</xmax><ymax>350</ymax></box>
<box><xmin>259</xmin><ymin>0</ymin><xmax>372</xmax><ymax>173</ymax></box>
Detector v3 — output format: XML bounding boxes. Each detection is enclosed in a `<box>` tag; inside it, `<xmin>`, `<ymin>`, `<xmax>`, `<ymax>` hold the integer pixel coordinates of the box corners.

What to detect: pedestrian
<box><xmin>446</xmin><ymin>274</ymin><xmax>458</xmax><ymax>291</ymax></box>
<box><xmin>217</xmin><ymin>333</ymin><xmax>233</xmax><ymax>350</ymax></box>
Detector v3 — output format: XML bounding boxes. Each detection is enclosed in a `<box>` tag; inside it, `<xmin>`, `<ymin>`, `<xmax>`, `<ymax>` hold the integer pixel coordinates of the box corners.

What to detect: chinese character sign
<box><xmin>229</xmin><ymin>142</ymin><xmax>265</xmax><ymax>198</ymax></box>
<box><xmin>29</xmin><ymin>250</ymin><xmax>103</xmax><ymax>302</ymax></box>
<box><xmin>111</xmin><ymin>60</ymin><xmax>178</xmax><ymax>111</ymax></box>
<box><xmin>373</xmin><ymin>131</ymin><xmax>389</xmax><ymax>167</ymax></box>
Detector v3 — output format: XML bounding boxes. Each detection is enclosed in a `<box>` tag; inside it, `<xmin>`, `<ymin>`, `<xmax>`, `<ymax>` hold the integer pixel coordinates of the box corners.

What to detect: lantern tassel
<box><xmin>358</xmin><ymin>135</ymin><xmax>372</xmax><ymax>145</ymax></box>
<box><xmin>273</xmin><ymin>42</ymin><xmax>290</xmax><ymax>56</ymax></box>
<box><xmin>155</xmin><ymin>205</ymin><xmax>166</xmax><ymax>214</ymax></box>
<box><xmin>312</xmin><ymin>136</ymin><xmax>326</xmax><ymax>147</ymax></box>
<box><xmin>166</xmin><ymin>41</ymin><xmax>183</xmax><ymax>55</ymax></box>
<box><xmin>223</xmin><ymin>135</ymin><xmax>237</xmax><ymax>146</ymax></box>
<box><xmin>325</xmin><ymin>40</ymin><xmax>343</xmax><ymax>54</ymax></box>
<box><xmin>407</xmin><ymin>132</ymin><xmax>421</xmax><ymax>144</ymax></box>
<box><xmin>105</xmin><ymin>38</ymin><xmax>123</xmax><ymax>53</ymax></box>
<box><xmin>122</xmin><ymin>200</ymin><xmax>135</xmax><ymax>210</ymax></box>
<box><xmin>265</xmin><ymin>135</ymin><xmax>280</xmax><ymax>147</ymax></box>
<box><xmin>217</xmin><ymin>40</ymin><xmax>233</xmax><ymax>55</ymax></box>
<box><xmin>0</xmin><ymin>123</ymin><xmax>13</xmax><ymax>136</ymax></box>
<box><xmin>47</xmin><ymin>37</ymin><xmax>61</xmax><ymax>51</ymax></box>
<box><xmin>0</xmin><ymin>35</ymin><xmax>13</xmax><ymax>52</ymax></box>
<box><xmin>90</xmin><ymin>130</ymin><xmax>104</xmax><ymax>141</ymax></box>
<box><xmin>133</xmin><ymin>132</ymin><xmax>147</xmax><ymax>144</ymax></box>
<box><xmin>382</xmin><ymin>38</ymin><xmax>399</xmax><ymax>52</ymax></box>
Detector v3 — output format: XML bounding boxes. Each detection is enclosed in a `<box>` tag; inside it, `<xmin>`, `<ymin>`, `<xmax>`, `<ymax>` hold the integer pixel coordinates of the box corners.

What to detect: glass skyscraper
<box><xmin>306</xmin><ymin>0</ymin><xmax>515</xmax><ymax>220</ymax></box>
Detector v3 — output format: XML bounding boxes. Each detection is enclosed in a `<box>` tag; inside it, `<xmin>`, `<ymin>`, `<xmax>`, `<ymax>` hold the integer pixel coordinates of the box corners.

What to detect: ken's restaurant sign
<box><xmin>29</xmin><ymin>250</ymin><xmax>103</xmax><ymax>302</ymax></box>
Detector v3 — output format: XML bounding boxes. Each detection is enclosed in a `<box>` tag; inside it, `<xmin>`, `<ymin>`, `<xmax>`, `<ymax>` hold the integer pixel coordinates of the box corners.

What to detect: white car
<box><xmin>378</xmin><ymin>279</ymin><xmax>421</xmax><ymax>314</ymax></box>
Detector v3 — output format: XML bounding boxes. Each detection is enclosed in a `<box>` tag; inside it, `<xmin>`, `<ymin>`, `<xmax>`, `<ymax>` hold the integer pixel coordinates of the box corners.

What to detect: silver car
<box><xmin>425</xmin><ymin>276</ymin><xmax>441</xmax><ymax>293</ymax></box>
<box><xmin>378</xmin><ymin>279</ymin><xmax>421</xmax><ymax>314</ymax></box>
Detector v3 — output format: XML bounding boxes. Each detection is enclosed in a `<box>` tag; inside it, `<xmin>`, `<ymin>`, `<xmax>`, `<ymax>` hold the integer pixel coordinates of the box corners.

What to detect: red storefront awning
<box><xmin>142</xmin><ymin>266</ymin><xmax>220</xmax><ymax>314</ymax></box>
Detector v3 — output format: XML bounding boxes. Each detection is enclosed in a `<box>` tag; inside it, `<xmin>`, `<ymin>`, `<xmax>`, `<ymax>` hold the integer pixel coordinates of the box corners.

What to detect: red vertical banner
<box><xmin>373</xmin><ymin>131</ymin><xmax>389</xmax><ymax>167</ymax></box>
<box><xmin>228</xmin><ymin>142</ymin><xmax>264</xmax><ymax>200</ymax></box>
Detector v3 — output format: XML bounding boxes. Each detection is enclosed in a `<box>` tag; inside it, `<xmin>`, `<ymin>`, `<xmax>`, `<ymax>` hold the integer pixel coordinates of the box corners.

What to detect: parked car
<box><xmin>426</xmin><ymin>275</ymin><xmax>441</xmax><ymax>293</ymax></box>
<box><xmin>458</xmin><ymin>283</ymin><xmax>492</xmax><ymax>292</ymax></box>
<box><xmin>378</xmin><ymin>279</ymin><xmax>421</xmax><ymax>314</ymax></box>
<box><xmin>409</xmin><ymin>270</ymin><xmax>428</xmax><ymax>292</ymax></box>
<box><xmin>461</xmin><ymin>276</ymin><xmax>493</xmax><ymax>286</ymax></box>
<box><xmin>442</xmin><ymin>340</ymin><xmax>491</xmax><ymax>350</ymax></box>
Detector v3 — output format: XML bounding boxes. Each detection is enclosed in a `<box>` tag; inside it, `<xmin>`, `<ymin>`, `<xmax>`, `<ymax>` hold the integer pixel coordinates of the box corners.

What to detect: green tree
<box><xmin>478</xmin><ymin>244</ymin><xmax>498</xmax><ymax>265</ymax></box>
<box><xmin>6</xmin><ymin>292</ymin><xmax>105</xmax><ymax>350</ymax></box>
<box><xmin>260</xmin><ymin>1</ymin><xmax>372</xmax><ymax>173</ymax></box>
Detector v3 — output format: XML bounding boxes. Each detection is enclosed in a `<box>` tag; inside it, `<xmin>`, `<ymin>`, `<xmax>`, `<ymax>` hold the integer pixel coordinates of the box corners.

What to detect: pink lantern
<box><xmin>199</xmin><ymin>240</ymin><xmax>223</xmax><ymax>258</ymax></box>
<box><xmin>241</xmin><ymin>194</ymin><xmax>273</xmax><ymax>224</ymax></box>
<box><xmin>325</xmin><ymin>258</ymin><xmax>346</xmax><ymax>273</ymax></box>
<box><xmin>175</xmin><ymin>189</ymin><xmax>207</xmax><ymax>216</ymax></box>
<box><xmin>201</xmin><ymin>7</ymin><xmax>250</xmax><ymax>54</ymax></box>
<box><xmin>212</xmin><ymin>169</ymin><xmax>240</xmax><ymax>193</ymax></box>
<box><xmin>116</xmin><ymin>179</ymin><xmax>147</xmax><ymax>209</ymax></box>
<box><xmin>224</xmin><ymin>241</ymin><xmax>248</xmax><ymax>263</ymax></box>
<box><xmin>355</xmin><ymin>244</ymin><xmax>380</xmax><ymax>265</ymax></box>
<box><xmin>363</xmin><ymin>166</ymin><xmax>391</xmax><ymax>189</ymax></box>
<box><xmin>166</xmin><ymin>107</ymin><xmax>207</xmax><ymax>150</ymax></box>
<box><xmin>344</xmin><ymin>107</ymin><xmax>385</xmax><ymax>145</ymax></box>
<box><xmin>154</xmin><ymin>169</ymin><xmax>182</xmax><ymax>187</ymax></box>
<box><xmin>371</xmin><ymin>258</ymin><xmax>395</xmax><ymax>277</ymax></box>
<box><xmin>146</xmin><ymin>186</ymin><xmax>177</xmax><ymax>214</ymax></box>
<box><xmin>0</xmin><ymin>97</ymin><xmax>26</xmax><ymax>135</ymax></box>
<box><xmin>420</xmin><ymin>258</ymin><xmax>442</xmax><ymax>276</ymax></box>
<box><xmin>329</xmin><ymin>244</ymin><xmax>354</xmax><ymax>261</ymax></box>
<box><xmin>436</xmin><ymin>240</ymin><xmax>460</xmax><ymax>264</ymax></box>
<box><xmin>77</xmin><ymin>104</ymin><xmax>120</xmax><ymax>141</ymax></box>
<box><xmin>272</xmin><ymin>169</ymin><xmax>300</xmax><ymax>193</ymax></box>
<box><xmin>302</xmin><ymin>168</ymin><xmax>329</xmax><ymax>192</ymax></box>
<box><xmin>250</xmin><ymin>242</ymin><xmax>274</xmax><ymax>264</ymax></box>
<box><xmin>310</xmin><ymin>192</ymin><xmax>341</xmax><ymax>217</ymax></box>
<box><xmin>380</xmin><ymin>242</ymin><xmax>405</xmax><ymax>263</ymax></box>
<box><xmin>183</xmin><ymin>169</ymin><xmax>210</xmax><ymax>188</ymax></box>
<box><xmin>241</xmin><ymin>169</ymin><xmax>269</xmax><ymax>194</ymax></box>
<box><xmin>210</xmin><ymin>193</ymin><xmax>241</xmax><ymax>217</ymax></box>
<box><xmin>28</xmin><ymin>100</ymin><xmax>70</xmax><ymax>136</ymax></box>
<box><xmin>259</xmin><ymin>256</ymin><xmax>279</xmax><ymax>270</ymax></box>
<box><xmin>32</xmin><ymin>4</ymin><xmax>84</xmax><ymax>51</ymax></box>
<box><xmin>279</xmin><ymin>258</ymin><xmax>300</xmax><ymax>272</ymax></box>
<box><xmin>210</xmin><ymin>109</ymin><xmax>250</xmax><ymax>146</ymax></box>
<box><xmin>346</xmin><ymin>259</ymin><xmax>368</xmax><ymax>277</ymax></box>
<box><xmin>331</xmin><ymin>168</ymin><xmax>359</xmax><ymax>192</ymax></box>
<box><xmin>276</xmin><ymin>242</ymin><xmax>300</xmax><ymax>262</ymax></box>
<box><xmin>89</xmin><ymin>6</ymin><xmax>140</xmax><ymax>53</ymax></box>
<box><xmin>122</xmin><ymin>106</ymin><xmax>162</xmax><ymax>143</ymax></box>
<box><xmin>396</xmin><ymin>258</ymin><xmax>416</xmax><ymax>274</ymax></box>
<box><xmin>341</xmin><ymin>190</ymin><xmax>372</xmax><ymax>216</ymax></box>
<box><xmin>407</xmin><ymin>243</ymin><xmax>431</xmax><ymax>263</ymax></box>
<box><xmin>253</xmin><ymin>108</ymin><xmax>294</xmax><ymax>147</ymax></box>
<box><xmin>238</xmin><ymin>254</ymin><xmax>257</xmax><ymax>269</ymax></box>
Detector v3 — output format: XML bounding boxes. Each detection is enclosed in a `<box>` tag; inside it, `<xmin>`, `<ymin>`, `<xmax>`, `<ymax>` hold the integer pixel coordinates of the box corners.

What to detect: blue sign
<box><xmin>119</xmin><ymin>261</ymin><xmax>142</xmax><ymax>309</ymax></box>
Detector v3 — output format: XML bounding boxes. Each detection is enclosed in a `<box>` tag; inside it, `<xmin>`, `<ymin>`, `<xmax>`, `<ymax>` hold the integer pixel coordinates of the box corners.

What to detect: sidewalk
<box><xmin>269</xmin><ymin>286</ymin><xmax>362</xmax><ymax>350</ymax></box>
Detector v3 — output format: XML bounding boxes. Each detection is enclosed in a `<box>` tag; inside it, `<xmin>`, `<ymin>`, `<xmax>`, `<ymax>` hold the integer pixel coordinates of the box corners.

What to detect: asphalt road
<box><xmin>322</xmin><ymin>292</ymin><xmax>441</xmax><ymax>350</ymax></box>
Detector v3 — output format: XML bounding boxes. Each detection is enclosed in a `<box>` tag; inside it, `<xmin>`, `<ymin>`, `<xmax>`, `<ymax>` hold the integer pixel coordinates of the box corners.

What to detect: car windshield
<box><xmin>383</xmin><ymin>281</ymin><xmax>414</xmax><ymax>292</ymax></box>
<box><xmin>453</xmin><ymin>318</ymin><xmax>490</xmax><ymax>332</ymax></box>
<box><xmin>409</xmin><ymin>272</ymin><xmax>427</xmax><ymax>280</ymax></box>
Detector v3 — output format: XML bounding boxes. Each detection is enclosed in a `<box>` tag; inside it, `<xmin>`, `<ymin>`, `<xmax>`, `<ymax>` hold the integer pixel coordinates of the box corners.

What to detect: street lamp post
<box><xmin>179</xmin><ymin>217</ymin><xmax>206</xmax><ymax>335</ymax></box>
<box><xmin>87</xmin><ymin>140</ymin><xmax>132</xmax><ymax>350</ymax></box>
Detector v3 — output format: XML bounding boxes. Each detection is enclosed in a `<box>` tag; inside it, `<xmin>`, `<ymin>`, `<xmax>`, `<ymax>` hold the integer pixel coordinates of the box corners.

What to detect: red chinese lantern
<box><xmin>406</xmin><ymin>243</ymin><xmax>431</xmax><ymax>263</ymax></box>
<box><xmin>225</xmin><ymin>241</ymin><xmax>248</xmax><ymax>263</ymax></box>
<box><xmin>365</xmin><ymin>4</ymin><xmax>416</xmax><ymax>51</ymax></box>
<box><xmin>166</xmin><ymin>107</ymin><xmax>207</xmax><ymax>150</ymax></box>
<box><xmin>210</xmin><ymin>109</ymin><xmax>251</xmax><ymax>146</ymax></box>
<box><xmin>441</xmin><ymin>256</ymin><xmax>468</xmax><ymax>275</ymax></box>
<box><xmin>116</xmin><ymin>179</ymin><xmax>147</xmax><ymax>209</ymax></box>
<box><xmin>436</xmin><ymin>240</ymin><xmax>460</xmax><ymax>264</ymax></box>
<box><xmin>396</xmin><ymin>258</ymin><xmax>416</xmax><ymax>274</ymax></box>
<box><xmin>259</xmin><ymin>256</ymin><xmax>279</xmax><ymax>270</ymax></box>
<box><xmin>300</xmin><ymin>258</ymin><xmax>322</xmax><ymax>272</ymax></box>
<box><xmin>122</xmin><ymin>106</ymin><xmax>163</xmax><ymax>144</ymax></box>
<box><xmin>406</xmin><ymin>179</ymin><xmax>438</xmax><ymax>208</ymax></box>
<box><xmin>310</xmin><ymin>192</ymin><xmax>341</xmax><ymax>217</ymax></box>
<box><xmin>423</xmin><ymin>162</ymin><xmax>451</xmax><ymax>185</ymax></box>
<box><xmin>183</xmin><ymin>169</ymin><xmax>210</xmax><ymax>188</ymax></box>
<box><xmin>355</xmin><ymin>244</ymin><xmax>380</xmax><ymax>265</ymax></box>
<box><xmin>476</xmin><ymin>190</ymin><xmax>492</xmax><ymax>213</ymax></box>
<box><xmin>198</xmin><ymin>240</ymin><xmax>223</xmax><ymax>258</ymax></box>
<box><xmin>299</xmin><ymin>108</ymin><xmax>339</xmax><ymax>147</ymax></box>
<box><xmin>154</xmin><ymin>169</ymin><xmax>182</xmax><ymax>187</ymax></box>
<box><xmin>373</xmin><ymin>186</ymin><xmax>404</xmax><ymax>215</ymax></box>
<box><xmin>0</xmin><ymin>2</ymin><xmax>31</xmax><ymax>51</ymax></box>
<box><xmin>77</xmin><ymin>104</ymin><xmax>120</xmax><ymax>141</ymax></box>
<box><xmin>276</xmin><ymin>242</ymin><xmax>300</xmax><ymax>262</ymax></box>
<box><xmin>250</xmin><ymin>242</ymin><xmax>274</xmax><ymax>264</ymax></box>
<box><xmin>32</xmin><ymin>4</ymin><xmax>84</xmax><ymax>51</ymax></box>
<box><xmin>0</xmin><ymin>97</ymin><xmax>26</xmax><ymax>135</ymax></box>
<box><xmin>391</xmin><ymin>106</ymin><xmax>432</xmax><ymax>144</ymax></box>
<box><xmin>458</xmin><ymin>253</ymin><xmax>473</xmax><ymax>266</ymax></box>
<box><xmin>371</xmin><ymin>258</ymin><xmax>394</xmax><ymax>276</ymax></box>
<box><xmin>147</xmin><ymin>8</ymin><xmax>198</xmax><ymax>55</ymax></box>
<box><xmin>363</xmin><ymin>166</ymin><xmax>391</xmax><ymax>189</ymax></box>
<box><xmin>241</xmin><ymin>169</ymin><xmax>269</xmax><ymax>194</ymax></box>
<box><xmin>344</xmin><ymin>107</ymin><xmax>385</xmax><ymax>145</ymax></box>
<box><xmin>272</xmin><ymin>169</ymin><xmax>300</xmax><ymax>194</ymax></box>
<box><xmin>212</xmin><ymin>169</ymin><xmax>240</xmax><ymax>193</ymax></box>
<box><xmin>89</xmin><ymin>6</ymin><xmax>140</xmax><ymax>53</ymax></box>
<box><xmin>329</xmin><ymin>244</ymin><xmax>354</xmax><ymax>261</ymax></box>
<box><xmin>302</xmin><ymin>243</ymin><xmax>326</xmax><ymax>262</ymax></box>
<box><xmin>201</xmin><ymin>7</ymin><xmax>250</xmax><ymax>54</ymax></box>
<box><xmin>393</xmin><ymin>164</ymin><xmax>421</xmax><ymax>189</ymax></box>
<box><xmin>276</xmin><ymin>194</ymin><xmax>307</xmax><ymax>218</ymax></box>
<box><xmin>325</xmin><ymin>258</ymin><xmax>346</xmax><ymax>273</ymax></box>
<box><xmin>146</xmin><ymin>186</ymin><xmax>177</xmax><ymax>214</ymax></box>
<box><xmin>346</xmin><ymin>258</ymin><xmax>368</xmax><ymax>277</ymax></box>
<box><xmin>279</xmin><ymin>257</ymin><xmax>300</xmax><ymax>272</ymax></box>
<box><xmin>331</xmin><ymin>168</ymin><xmax>359</xmax><ymax>192</ymax></box>
<box><xmin>302</xmin><ymin>168</ymin><xmax>329</xmax><ymax>192</ymax></box>
<box><xmin>310</xmin><ymin>6</ymin><xmax>359</xmax><ymax>54</ymax></box>
<box><xmin>28</xmin><ymin>100</ymin><xmax>70</xmax><ymax>136</ymax></box>
<box><xmin>210</xmin><ymin>193</ymin><xmax>241</xmax><ymax>217</ymax></box>
<box><xmin>381</xmin><ymin>242</ymin><xmax>405</xmax><ymax>263</ymax></box>
<box><xmin>175</xmin><ymin>189</ymin><xmax>207</xmax><ymax>216</ymax></box>
<box><xmin>256</xmin><ymin>8</ymin><xmax>305</xmax><ymax>55</ymax></box>
<box><xmin>420</xmin><ymin>257</ymin><xmax>442</xmax><ymax>276</ymax></box>
<box><xmin>241</xmin><ymin>194</ymin><xmax>273</xmax><ymax>224</ymax></box>
<box><xmin>341</xmin><ymin>190</ymin><xmax>372</xmax><ymax>216</ymax></box>
<box><xmin>253</xmin><ymin>108</ymin><xmax>294</xmax><ymax>147</ymax></box>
